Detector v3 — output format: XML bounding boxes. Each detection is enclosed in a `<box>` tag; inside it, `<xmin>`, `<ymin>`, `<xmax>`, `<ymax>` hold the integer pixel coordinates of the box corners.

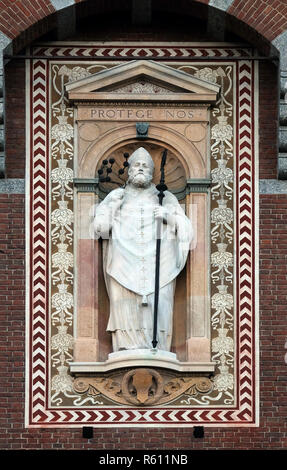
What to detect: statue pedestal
<box><xmin>69</xmin><ymin>348</ymin><xmax>216</xmax><ymax>373</ymax></box>
<box><xmin>108</xmin><ymin>348</ymin><xmax>177</xmax><ymax>365</ymax></box>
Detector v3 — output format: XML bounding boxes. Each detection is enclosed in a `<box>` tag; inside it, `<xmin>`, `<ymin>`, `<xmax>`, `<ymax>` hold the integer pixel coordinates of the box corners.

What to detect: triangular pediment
<box><xmin>100</xmin><ymin>78</ymin><xmax>185</xmax><ymax>94</ymax></box>
<box><xmin>66</xmin><ymin>60</ymin><xmax>220</xmax><ymax>103</ymax></box>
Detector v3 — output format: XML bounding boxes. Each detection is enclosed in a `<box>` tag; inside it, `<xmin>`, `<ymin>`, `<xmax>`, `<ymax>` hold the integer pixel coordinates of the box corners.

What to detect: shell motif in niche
<box><xmin>96</xmin><ymin>142</ymin><xmax>186</xmax><ymax>197</ymax></box>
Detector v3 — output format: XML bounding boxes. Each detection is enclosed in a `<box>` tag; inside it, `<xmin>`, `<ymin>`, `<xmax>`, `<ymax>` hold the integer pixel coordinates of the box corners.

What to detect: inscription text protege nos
<box><xmin>85</xmin><ymin>107</ymin><xmax>201</xmax><ymax>121</ymax></box>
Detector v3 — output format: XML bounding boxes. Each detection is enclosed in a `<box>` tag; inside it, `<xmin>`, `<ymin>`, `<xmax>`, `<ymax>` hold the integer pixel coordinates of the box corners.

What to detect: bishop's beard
<box><xmin>128</xmin><ymin>173</ymin><xmax>153</xmax><ymax>188</ymax></box>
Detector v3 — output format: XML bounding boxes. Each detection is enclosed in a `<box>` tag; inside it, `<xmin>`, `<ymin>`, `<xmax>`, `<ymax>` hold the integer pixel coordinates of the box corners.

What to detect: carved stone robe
<box><xmin>94</xmin><ymin>183</ymin><xmax>193</xmax><ymax>351</ymax></box>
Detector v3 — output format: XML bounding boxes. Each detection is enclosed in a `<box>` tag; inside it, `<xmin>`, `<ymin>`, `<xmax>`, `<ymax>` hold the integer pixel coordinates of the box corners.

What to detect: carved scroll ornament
<box><xmin>73</xmin><ymin>369</ymin><xmax>213</xmax><ymax>406</ymax></box>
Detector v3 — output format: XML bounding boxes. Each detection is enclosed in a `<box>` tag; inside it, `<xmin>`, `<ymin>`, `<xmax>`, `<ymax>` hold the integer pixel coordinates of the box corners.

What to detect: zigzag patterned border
<box><xmin>236</xmin><ymin>61</ymin><xmax>256</xmax><ymax>422</ymax></box>
<box><xmin>29</xmin><ymin>60</ymin><xmax>49</xmax><ymax>425</ymax></box>
<box><xmin>32</xmin><ymin>44</ymin><xmax>253</xmax><ymax>59</ymax></box>
<box><xmin>27</xmin><ymin>52</ymin><xmax>258</xmax><ymax>427</ymax></box>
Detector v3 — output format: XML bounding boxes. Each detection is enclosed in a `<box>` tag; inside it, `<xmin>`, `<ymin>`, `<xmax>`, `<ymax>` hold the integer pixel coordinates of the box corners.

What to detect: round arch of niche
<box><xmin>74</xmin><ymin>123</ymin><xmax>211</xmax><ymax>368</ymax></box>
<box><xmin>78</xmin><ymin>122</ymin><xmax>207</xmax><ymax>179</ymax></box>
<box><xmin>95</xmin><ymin>140</ymin><xmax>188</xmax><ymax>201</ymax></box>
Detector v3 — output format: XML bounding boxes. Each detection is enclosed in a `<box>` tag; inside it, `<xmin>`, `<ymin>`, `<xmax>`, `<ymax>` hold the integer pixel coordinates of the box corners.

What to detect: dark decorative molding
<box><xmin>186</xmin><ymin>178</ymin><xmax>212</xmax><ymax>194</ymax></box>
<box><xmin>74</xmin><ymin>177</ymin><xmax>212</xmax><ymax>200</ymax></box>
<box><xmin>74</xmin><ymin>178</ymin><xmax>99</xmax><ymax>193</ymax></box>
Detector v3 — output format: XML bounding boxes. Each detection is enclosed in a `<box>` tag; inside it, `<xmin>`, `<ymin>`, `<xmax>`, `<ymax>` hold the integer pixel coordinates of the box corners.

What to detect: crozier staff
<box><xmin>152</xmin><ymin>148</ymin><xmax>167</xmax><ymax>349</ymax></box>
<box><xmin>94</xmin><ymin>147</ymin><xmax>193</xmax><ymax>352</ymax></box>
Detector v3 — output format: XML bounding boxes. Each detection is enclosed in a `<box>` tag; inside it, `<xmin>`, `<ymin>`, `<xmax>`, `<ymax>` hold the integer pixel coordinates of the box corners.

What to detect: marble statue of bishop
<box><xmin>94</xmin><ymin>147</ymin><xmax>193</xmax><ymax>352</ymax></box>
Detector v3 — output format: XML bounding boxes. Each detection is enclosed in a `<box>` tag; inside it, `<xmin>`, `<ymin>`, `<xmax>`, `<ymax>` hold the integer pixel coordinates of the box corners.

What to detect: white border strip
<box><xmin>24</xmin><ymin>57</ymin><xmax>31</xmax><ymax>428</ymax></box>
<box><xmin>254</xmin><ymin>60</ymin><xmax>260</xmax><ymax>427</ymax></box>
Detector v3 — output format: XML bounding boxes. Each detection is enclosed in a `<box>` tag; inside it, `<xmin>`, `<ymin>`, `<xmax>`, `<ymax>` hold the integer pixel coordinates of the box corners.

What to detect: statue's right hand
<box><xmin>94</xmin><ymin>221</ymin><xmax>101</xmax><ymax>234</ymax></box>
<box><xmin>94</xmin><ymin>219</ymin><xmax>111</xmax><ymax>239</ymax></box>
<box><xmin>109</xmin><ymin>188</ymin><xmax>124</xmax><ymax>207</ymax></box>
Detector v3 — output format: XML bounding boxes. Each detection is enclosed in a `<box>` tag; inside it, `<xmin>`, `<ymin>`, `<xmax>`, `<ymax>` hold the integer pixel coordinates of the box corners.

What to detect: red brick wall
<box><xmin>5</xmin><ymin>60</ymin><xmax>25</xmax><ymax>179</ymax></box>
<box><xmin>259</xmin><ymin>194</ymin><xmax>287</xmax><ymax>448</ymax></box>
<box><xmin>259</xmin><ymin>61</ymin><xmax>278</xmax><ymax>179</ymax></box>
<box><xmin>0</xmin><ymin>194</ymin><xmax>25</xmax><ymax>449</ymax></box>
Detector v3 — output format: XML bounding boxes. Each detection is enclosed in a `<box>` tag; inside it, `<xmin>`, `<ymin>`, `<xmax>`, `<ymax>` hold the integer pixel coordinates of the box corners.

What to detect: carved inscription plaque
<box><xmin>77</xmin><ymin>106</ymin><xmax>209</xmax><ymax>122</ymax></box>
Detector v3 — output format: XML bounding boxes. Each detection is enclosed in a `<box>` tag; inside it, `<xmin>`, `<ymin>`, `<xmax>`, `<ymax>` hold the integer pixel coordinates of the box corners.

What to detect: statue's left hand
<box><xmin>154</xmin><ymin>206</ymin><xmax>176</xmax><ymax>227</ymax></box>
<box><xmin>154</xmin><ymin>206</ymin><xmax>168</xmax><ymax>223</ymax></box>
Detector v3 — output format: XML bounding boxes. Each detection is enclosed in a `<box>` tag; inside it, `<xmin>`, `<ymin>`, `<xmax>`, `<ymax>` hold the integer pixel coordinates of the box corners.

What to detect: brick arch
<box><xmin>0</xmin><ymin>0</ymin><xmax>286</xmax><ymax>53</ymax></box>
<box><xmin>190</xmin><ymin>0</ymin><xmax>287</xmax><ymax>44</ymax></box>
<box><xmin>228</xmin><ymin>0</ymin><xmax>287</xmax><ymax>43</ymax></box>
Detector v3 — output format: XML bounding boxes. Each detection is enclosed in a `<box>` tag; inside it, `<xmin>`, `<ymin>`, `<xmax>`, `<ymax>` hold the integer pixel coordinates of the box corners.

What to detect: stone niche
<box><xmin>66</xmin><ymin>60</ymin><xmax>220</xmax><ymax>375</ymax></box>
